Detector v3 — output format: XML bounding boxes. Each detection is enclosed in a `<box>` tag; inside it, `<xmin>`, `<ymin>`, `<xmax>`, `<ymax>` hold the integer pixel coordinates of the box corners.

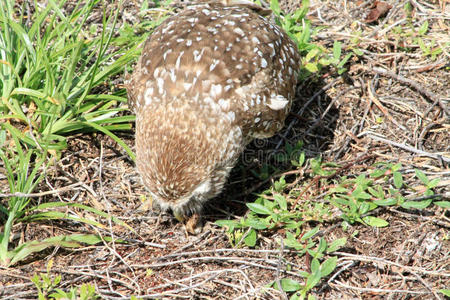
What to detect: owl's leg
<box><xmin>185</xmin><ymin>213</ymin><xmax>202</xmax><ymax>235</ymax></box>
<box><xmin>173</xmin><ymin>211</ymin><xmax>203</xmax><ymax>235</ymax></box>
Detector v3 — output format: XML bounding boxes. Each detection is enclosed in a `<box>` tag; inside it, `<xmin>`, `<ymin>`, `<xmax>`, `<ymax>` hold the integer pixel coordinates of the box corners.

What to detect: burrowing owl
<box><xmin>127</xmin><ymin>0</ymin><xmax>300</xmax><ymax>233</ymax></box>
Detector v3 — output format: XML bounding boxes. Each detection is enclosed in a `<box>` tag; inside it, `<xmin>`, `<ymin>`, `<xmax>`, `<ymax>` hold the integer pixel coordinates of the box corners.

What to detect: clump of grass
<box><xmin>0</xmin><ymin>0</ymin><xmax>164</xmax><ymax>266</ymax></box>
<box><xmin>0</xmin><ymin>0</ymin><xmax>144</xmax><ymax>158</ymax></box>
<box><xmin>0</xmin><ymin>132</ymin><xmax>130</xmax><ymax>266</ymax></box>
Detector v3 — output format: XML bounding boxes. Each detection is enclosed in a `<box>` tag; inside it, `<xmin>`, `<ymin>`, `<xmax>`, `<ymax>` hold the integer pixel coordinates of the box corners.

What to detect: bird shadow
<box><xmin>206</xmin><ymin>76</ymin><xmax>339</xmax><ymax>222</ymax></box>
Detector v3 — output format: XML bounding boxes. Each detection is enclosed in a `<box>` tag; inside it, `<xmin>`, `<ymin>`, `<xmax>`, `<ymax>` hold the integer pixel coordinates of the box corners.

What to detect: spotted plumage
<box><xmin>127</xmin><ymin>0</ymin><xmax>300</xmax><ymax>233</ymax></box>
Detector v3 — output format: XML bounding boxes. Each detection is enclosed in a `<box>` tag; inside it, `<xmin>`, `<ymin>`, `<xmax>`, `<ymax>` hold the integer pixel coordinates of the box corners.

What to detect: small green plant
<box><xmin>0</xmin><ymin>134</ymin><xmax>47</xmax><ymax>265</ymax></box>
<box><xmin>391</xmin><ymin>9</ymin><xmax>446</xmax><ymax>60</ymax></box>
<box><xmin>270</xmin><ymin>256</ymin><xmax>338</xmax><ymax>300</ymax></box>
<box><xmin>414</xmin><ymin>21</ymin><xmax>443</xmax><ymax>60</ymax></box>
<box><xmin>327</xmin><ymin>162</ymin><xmax>446</xmax><ymax>228</ymax></box>
<box><xmin>269</xmin><ymin>0</ymin><xmax>361</xmax><ymax>78</ymax></box>
<box><xmin>275</xmin><ymin>141</ymin><xmax>306</xmax><ymax>166</ymax></box>
<box><xmin>217</xmin><ymin>147</ymin><xmax>447</xmax><ymax>297</ymax></box>
<box><xmin>220</xmin><ymin>159</ymin><xmax>446</xmax><ymax>241</ymax></box>
<box><xmin>217</xmin><ymin>148</ymin><xmax>345</xmax><ymax>298</ymax></box>
<box><xmin>217</xmin><ymin>187</ymin><xmax>306</xmax><ymax>247</ymax></box>
<box><xmin>32</xmin><ymin>259</ymin><xmax>98</xmax><ymax>300</ymax></box>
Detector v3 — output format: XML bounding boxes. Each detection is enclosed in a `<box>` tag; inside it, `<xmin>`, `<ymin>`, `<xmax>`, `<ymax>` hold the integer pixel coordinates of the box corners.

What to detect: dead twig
<box><xmin>359</xmin><ymin>131</ymin><xmax>450</xmax><ymax>164</ymax></box>
<box><xmin>331</xmin><ymin>280</ymin><xmax>430</xmax><ymax>295</ymax></box>
<box><xmin>411</xmin><ymin>271</ymin><xmax>443</xmax><ymax>300</ymax></box>
<box><xmin>130</xmin><ymin>256</ymin><xmax>306</xmax><ymax>278</ymax></box>
<box><xmin>334</xmin><ymin>252</ymin><xmax>450</xmax><ymax>277</ymax></box>
<box><xmin>418</xmin><ymin>122</ymin><xmax>440</xmax><ymax>150</ymax></box>
<box><xmin>0</xmin><ymin>182</ymin><xmax>85</xmax><ymax>198</ymax></box>
<box><xmin>370</xmin><ymin>67</ymin><xmax>450</xmax><ymax>117</ymax></box>
<box><xmin>146</xmin><ymin>268</ymin><xmax>254</xmax><ymax>296</ymax></box>
<box><xmin>368</xmin><ymin>79</ymin><xmax>407</xmax><ymax>131</ymax></box>
<box><xmin>275</xmin><ymin>239</ymin><xmax>288</xmax><ymax>300</ymax></box>
<box><xmin>324</xmin><ymin>261</ymin><xmax>357</xmax><ymax>290</ymax></box>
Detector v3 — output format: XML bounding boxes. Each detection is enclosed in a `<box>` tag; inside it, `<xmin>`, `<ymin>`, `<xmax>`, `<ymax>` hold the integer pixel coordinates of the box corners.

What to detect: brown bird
<box><xmin>127</xmin><ymin>0</ymin><xmax>300</xmax><ymax>233</ymax></box>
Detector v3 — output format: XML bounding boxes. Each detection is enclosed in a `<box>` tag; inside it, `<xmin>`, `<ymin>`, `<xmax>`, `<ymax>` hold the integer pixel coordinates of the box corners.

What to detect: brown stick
<box><xmin>370</xmin><ymin>67</ymin><xmax>449</xmax><ymax>116</ymax></box>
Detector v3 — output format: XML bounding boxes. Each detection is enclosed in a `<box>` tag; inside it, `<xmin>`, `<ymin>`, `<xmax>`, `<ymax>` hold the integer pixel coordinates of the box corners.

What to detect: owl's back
<box><xmin>127</xmin><ymin>1</ymin><xmax>300</xmax><ymax>139</ymax></box>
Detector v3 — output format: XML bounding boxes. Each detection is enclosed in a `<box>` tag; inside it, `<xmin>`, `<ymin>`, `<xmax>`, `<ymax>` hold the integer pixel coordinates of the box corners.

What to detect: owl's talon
<box><xmin>185</xmin><ymin>213</ymin><xmax>202</xmax><ymax>235</ymax></box>
<box><xmin>173</xmin><ymin>212</ymin><xmax>202</xmax><ymax>235</ymax></box>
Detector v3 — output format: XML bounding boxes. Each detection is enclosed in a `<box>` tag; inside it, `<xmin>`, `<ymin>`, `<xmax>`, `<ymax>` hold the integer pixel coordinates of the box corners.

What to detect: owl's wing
<box><xmin>225</xmin><ymin>25</ymin><xmax>300</xmax><ymax>139</ymax></box>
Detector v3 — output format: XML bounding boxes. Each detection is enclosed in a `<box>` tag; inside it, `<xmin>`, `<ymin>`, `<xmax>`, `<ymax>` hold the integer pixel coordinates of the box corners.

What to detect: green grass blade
<box><xmin>81</xmin><ymin>121</ymin><xmax>135</xmax><ymax>160</ymax></box>
<box><xmin>25</xmin><ymin>201</ymin><xmax>133</xmax><ymax>231</ymax></box>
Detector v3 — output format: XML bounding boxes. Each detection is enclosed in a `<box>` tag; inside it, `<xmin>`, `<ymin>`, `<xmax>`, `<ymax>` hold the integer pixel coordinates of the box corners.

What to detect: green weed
<box><xmin>31</xmin><ymin>259</ymin><xmax>98</xmax><ymax>300</ymax></box>
<box><xmin>217</xmin><ymin>144</ymin><xmax>447</xmax><ymax>298</ymax></box>
<box><xmin>270</xmin><ymin>0</ymin><xmax>362</xmax><ymax>78</ymax></box>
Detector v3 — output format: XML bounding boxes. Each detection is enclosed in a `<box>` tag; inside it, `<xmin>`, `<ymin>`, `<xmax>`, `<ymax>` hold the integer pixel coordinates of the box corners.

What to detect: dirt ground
<box><xmin>1</xmin><ymin>0</ymin><xmax>449</xmax><ymax>299</ymax></box>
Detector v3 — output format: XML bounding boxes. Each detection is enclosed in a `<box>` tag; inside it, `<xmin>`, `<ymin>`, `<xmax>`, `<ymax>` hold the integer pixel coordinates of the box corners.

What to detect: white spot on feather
<box><xmin>261</xmin><ymin>58</ymin><xmax>267</xmax><ymax>68</ymax></box>
<box><xmin>268</xmin><ymin>95</ymin><xmax>289</xmax><ymax>110</ymax></box>
<box><xmin>169</xmin><ymin>69</ymin><xmax>176</xmax><ymax>83</ymax></box>
<box><xmin>193</xmin><ymin>180</ymin><xmax>211</xmax><ymax>195</ymax></box>
<box><xmin>156</xmin><ymin>78</ymin><xmax>164</xmax><ymax>95</ymax></box>
<box><xmin>183</xmin><ymin>83</ymin><xmax>192</xmax><ymax>91</ymax></box>
<box><xmin>153</xmin><ymin>68</ymin><xmax>160</xmax><ymax>78</ymax></box>
<box><xmin>218</xmin><ymin>98</ymin><xmax>230</xmax><ymax>110</ymax></box>
<box><xmin>227</xmin><ymin>111</ymin><xmax>235</xmax><ymax>122</ymax></box>
<box><xmin>207</xmin><ymin>27</ymin><xmax>218</xmax><ymax>34</ymax></box>
<box><xmin>193</xmin><ymin>50</ymin><xmax>202</xmax><ymax>62</ymax></box>
<box><xmin>210</xmin><ymin>84</ymin><xmax>222</xmax><ymax>98</ymax></box>
<box><xmin>233</xmin><ymin>27</ymin><xmax>244</xmax><ymax>36</ymax></box>
<box><xmin>209</xmin><ymin>59</ymin><xmax>219</xmax><ymax>71</ymax></box>
<box><xmin>163</xmin><ymin>49</ymin><xmax>172</xmax><ymax>61</ymax></box>
<box><xmin>175</xmin><ymin>51</ymin><xmax>184</xmax><ymax>69</ymax></box>
<box><xmin>144</xmin><ymin>87</ymin><xmax>153</xmax><ymax>105</ymax></box>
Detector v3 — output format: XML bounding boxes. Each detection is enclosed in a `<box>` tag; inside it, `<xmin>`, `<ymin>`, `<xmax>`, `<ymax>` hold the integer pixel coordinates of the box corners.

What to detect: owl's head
<box><xmin>135</xmin><ymin>101</ymin><xmax>243</xmax><ymax>221</ymax></box>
